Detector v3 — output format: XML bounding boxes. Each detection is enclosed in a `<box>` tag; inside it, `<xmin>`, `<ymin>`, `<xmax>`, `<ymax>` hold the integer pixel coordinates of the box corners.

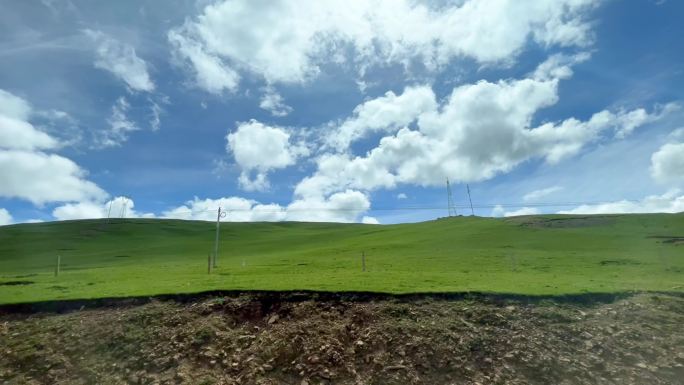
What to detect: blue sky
<box><xmin>0</xmin><ymin>0</ymin><xmax>683</xmax><ymax>225</ymax></box>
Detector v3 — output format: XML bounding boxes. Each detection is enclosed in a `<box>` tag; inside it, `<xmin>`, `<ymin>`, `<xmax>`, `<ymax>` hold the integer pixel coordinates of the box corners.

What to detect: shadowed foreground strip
<box><xmin>1</xmin><ymin>293</ymin><xmax>683</xmax><ymax>384</ymax></box>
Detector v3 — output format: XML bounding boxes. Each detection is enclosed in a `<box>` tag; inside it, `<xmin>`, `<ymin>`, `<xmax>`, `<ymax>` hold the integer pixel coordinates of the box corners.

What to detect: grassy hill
<box><xmin>0</xmin><ymin>214</ymin><xmax>682</xmax><ymax>304</ymax></box>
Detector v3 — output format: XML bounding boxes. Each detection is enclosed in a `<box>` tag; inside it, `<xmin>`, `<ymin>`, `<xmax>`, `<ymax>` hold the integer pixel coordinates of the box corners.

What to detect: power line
<box><xmin>156</xmin><ymin>199</ymin><xmax>653</xmax><ymax>215</ymax></box>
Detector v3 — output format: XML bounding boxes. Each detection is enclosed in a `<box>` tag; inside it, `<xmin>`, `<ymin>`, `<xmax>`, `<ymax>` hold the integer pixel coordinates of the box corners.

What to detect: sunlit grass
<box><xmin>0</xmin><ymin>214</ymin><xmax>683</xmax><ymax>304</ymax></box>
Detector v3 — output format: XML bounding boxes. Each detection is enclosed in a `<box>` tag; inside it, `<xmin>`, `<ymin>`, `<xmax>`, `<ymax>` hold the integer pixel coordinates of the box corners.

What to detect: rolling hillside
<box><xmin>0</xmin><ymin>214</ymin><xmax>683</xmax><ymax>304</ymax></box>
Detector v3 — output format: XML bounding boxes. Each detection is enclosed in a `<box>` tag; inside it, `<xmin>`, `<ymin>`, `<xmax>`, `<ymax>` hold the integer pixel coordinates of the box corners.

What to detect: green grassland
<box><xmin>0</xmin><ymin>214</ymin><xmax>683</xmax><ymax>305</ymax></box>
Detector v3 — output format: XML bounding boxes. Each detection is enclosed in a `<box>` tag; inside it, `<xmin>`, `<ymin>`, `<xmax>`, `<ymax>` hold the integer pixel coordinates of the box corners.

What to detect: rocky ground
<box><xmin>1</xmin><ymin>292</ymin><xmax>683</xmax><ymax>385</ymax></box>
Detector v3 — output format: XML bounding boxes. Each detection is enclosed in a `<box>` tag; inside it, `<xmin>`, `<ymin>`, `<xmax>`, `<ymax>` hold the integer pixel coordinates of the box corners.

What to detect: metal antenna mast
<box><xmin>106</xmin><ymin>199</ymin><xmax>114</xmax><ymax>223</ymax></box>
<box><xmin>121</xmin><ymin>196</ymin><xmax>129</xmax><ymax>219</ymax></box>
<box><xmin>118</xmin><ymin>196</ymin><xmax>126</xmax><ymax>218</ymax></box>
<box><xmin>466</xmin><ymin>184</ymin><xmax>475</xmax><ymax>216</ymax></box>
<box><xmin>213</xmin><ymin>207</ymin><xmax>226</xmax><ymax>268</ymax></box>
<box><xmin>446</xmin><ymin>178</ymin><xmax>457</xmax><ymax>217</ymax></box>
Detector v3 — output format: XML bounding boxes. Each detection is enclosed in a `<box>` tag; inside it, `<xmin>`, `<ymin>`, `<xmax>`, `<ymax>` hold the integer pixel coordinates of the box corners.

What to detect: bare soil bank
<box><xmin>1</xmin><ymin>292</ymin><xmax>683</xmax><ymax>385</ymax></box>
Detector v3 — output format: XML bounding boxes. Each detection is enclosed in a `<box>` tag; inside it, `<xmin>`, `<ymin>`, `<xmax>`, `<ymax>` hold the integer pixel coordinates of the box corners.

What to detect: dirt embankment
<box><xmin>1</xmin><ymin>292</ymin><xmax>683</xmax><ymax>385</ymax></box>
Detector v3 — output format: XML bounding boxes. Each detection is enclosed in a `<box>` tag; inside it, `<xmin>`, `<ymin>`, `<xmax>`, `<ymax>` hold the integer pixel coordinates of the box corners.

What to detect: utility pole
<box><xmin>446</xmin><ymin>178</ymin><xmax>457</xmax><ymax>216</ymax></box>
<box><xmin>213</xmin><ymin>207</ymin><xmax>226</xmax><ymax>268</ymax></box>
<box><xmin>466</xmin><ymin>184</ymin><xmax>475</xmax><ymax>216</ymax></box>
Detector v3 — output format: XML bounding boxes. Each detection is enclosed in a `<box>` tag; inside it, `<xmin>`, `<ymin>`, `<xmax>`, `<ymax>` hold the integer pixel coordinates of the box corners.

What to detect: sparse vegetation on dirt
<box><xmin>1</xmin><ymin>292</ymin><xmax>683</xmax><ymax>385</ymax></box>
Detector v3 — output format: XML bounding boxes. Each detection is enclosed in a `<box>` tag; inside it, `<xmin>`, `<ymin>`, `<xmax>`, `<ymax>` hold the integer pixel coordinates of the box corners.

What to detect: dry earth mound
<box><xmin>1</xmin><ymin>293</ymin><xmax>683</xmax><ymax>384</ymax></box>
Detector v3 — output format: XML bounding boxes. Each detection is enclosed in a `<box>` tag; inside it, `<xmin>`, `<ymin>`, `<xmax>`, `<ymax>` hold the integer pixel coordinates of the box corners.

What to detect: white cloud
<box><xmin>397</xmin><ymin>193</ymin><xmax>407</xmax><ymax>200</ymax></box>
<box><xmin>650</xmin><ymin>142</ymin><xmax>684</xmax><ymax>184</ymax></box>
<box><xmin>295</xmin><ymin>59</ymin><xmax>670</xmax><ymax>199</ymax></box>
<box><xmin>361</xmin><ymin>216</ymin><xmax>379</xmax><ymax>224</ymax></box>
<box><xmin>52</xmin><ymin>201</ymin><xmax>103</xmax><ymax>220</ymax></box>
<box><xmin>170</xmin><ymin>0</ymin><xmax>598</xmax><ymax>92</ymax></box>
<box><xmin>0</xmin><ymin>208</ymin><xmax>13</xmax><ymax>226</ymax></box>
<box><xmin>163</xmin><ymin>196</ymin><xmax>286</xmax><ymax>222</ymax></box>
<box><xmin>168</xmin><ymin>29</ymin><xmax>240</xmax><ymax>94</ymax></box>
<box><xmin>163</xmin><ymin>189</ymin><xmax>372</xmax><ymax>223</ymax></box>
<box><xmin>612</xmin><ymin>104</ymin><xmax>679</xmax><ymax>139</ymax></box>
<box><xmin>149</xmin><ymin>99</ymin><xmax>163</xmax><ymax>131</ymax></box>
<box><xmin>85</xmin><ymin>30</ymin><xmax>154</xmax><ymax>92</ymax></box>
<box><xmin>492</xmin><ymin>205</ymin><xmax>540</xmax><ymax>217</ymax></box>
<box><xmin>668</xmin><ymin>127</ymin><xmax>684</xmax><ymax>141</ymax></box>
<box><xmin>227</xmin><ymin>120</ymin><xmax>308</xmax><ymax>191</ymax></box>
<box><xmin>532</xmin><ymin>52</ymin><xmax>591</xmax><ymax>81</ymax></box>
<box><xmin>0</xmin><ymin>102</ymin><xmax>59</xmax><ymax>151</ymax></box>
<box><xmin>0</xmin><ymin>150</ymin><xmax>106</xmax><ymax>205</ymax></box>
<box><xmin>259</xmin><ymin>87</ymin><xmax>293</xmax><ymax>117</ymax></box>
<box><xmin>96</xmin><ymin>97</ymin><xmax>139</xmax><ymax>147</ymax></box>
<box><xmin>52</xmin><ymin>196</ymin><xmax>153</xmax><ymax>221</ymax></box>
<box><xmin>558</xmin><ymin>190</ymin><xmax>684</xmax><ymax>214</ymax></box>
<box><xmin>0</xmin><ymin>89</ymin><xmax>31</xmax><ymax>120</ymax></box>
<box><xmin>326</xmin><ymin>85</ymin><xmax>437</xmax><ymax>151</ymax></box>
<box><xmin>286</xmin><ymin>189</ymin><xmax>371</xmax><ymax>223</ymax></box>
<box><xmin>523</xmin><ymin>186</ymin><xmax>563</xmax><ymax>202</ymax></box>
<box><xmin>0</xmin><ymin>90</ymin><xmax>106</xmax><ymax>206</ymax></box>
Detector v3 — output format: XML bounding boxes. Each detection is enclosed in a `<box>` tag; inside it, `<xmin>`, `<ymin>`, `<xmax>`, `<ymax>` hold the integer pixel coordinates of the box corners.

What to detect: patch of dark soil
<box><xmin>599</xmin><ymin>259</ymin><xmax>641</xmax><ymax>266</ymax></box>
<box><xmin>648</xmin><ymin>235</ymin><xmax>684</xmax><ymax>245</ymax></box>
<box><xmin>0</xmin><ymin>281</ymin><xmax>33</xmax><ymax>286</ymax></box>
<box><xmin>0</xmin><ymin>290</ymin><xmax>645</xmax><ymax>315</ymax></box>
<box><xmin>47</xmin><ymin>285</ymin><xmax>69</xmax><ymax>291</ymax></box>
<box><xmin>514</xmin><ymin>215</ymin><xmax>617</xmax><ymax>228</ymax></box>
<box><xmin>1</xmin><ymin>293</ymin><xmax>683</xmax><ymax>385</ymax></box>
<box><xmin>5</xmin><ymin>274</ymin><xmax>37</xmax><ymax>279</ymax></box>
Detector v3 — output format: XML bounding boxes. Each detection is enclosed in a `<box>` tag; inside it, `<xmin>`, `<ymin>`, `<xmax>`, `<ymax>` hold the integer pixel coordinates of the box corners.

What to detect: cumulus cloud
<box><xmin>169</xmin><ymin>0</ymin><xmax>598</xmax><ymax>92</ymax></box>
<box><xmin>162</xmin><ymin>190</ymin><xmax>373</xmax><ymax>223</ymax></box>
<box><xmin>0</xmin><ymin>208</ymin><xmax>13</xmax><ymax>226</ymax></box>
<box><xmin>523</xmin><ymin>186</ymin><xmax>563</xmax><ymax>202</ymax></box>
<box><xmin>52</xmin><ymin>196</ymin><xmax>153</xmax><ymax>221</ymax></box>
<box><xmin>326</xmin><ymin>85</ymin><xmax>437</xmax><ymax>151</ymax></box>
<box><xmin>0</xmin><ymin>90</ymin><xmax>106</xmax><ymax>205</ymax></box>
<box><xmin>0</xmin><ymin>89</ymin><xmax>31</xmax><ymax>120</ymax></box>
<box><xmin>163</xmin><ymin>196</ymin><xmax>286</xmax><ymax>222</ymax></box>
<box><xmin>397</xmin><ymin>193</ymin><xmax>407</xmax><ymax>200</ymax></box>
<box><xmin>0</xmin><ymin>150</ymin><xmax>106</xmax><ymax>205</ymax></box>
<box><xmin>227</xmin><ymin>120</ymin><xmax>308</xmax><ymax>191</ymax></box>
<box><xmin>286</xmin><ymin>189</ymin><xmax>372</xmax><ymax>223</ymax></box>
<box><xmin>651</xmin><ymin>142</ymin><xmax>684</xmax><ymax>184</ymax></box>
<box><xmin>295</xmin><ymin>59</ymin><xmax>671</xmax><ymax>199</ymax></box>
<box><xmin>259</xmin><ymin>87</ymin><xmax>293</xmax><ymax>117</ymax></box>
<box><xmin>85</xmin><ymin>30</ymin><xmax>155</xmax><ymax>92</ymax></box>
<box><xmin>558</xmin><ymin>190</ymin><xmax>684</xmax><ymax>214</ymax></box>
<box><xmin>0</xmin><ymin>90</ymin><xmax>59</xmax><ymax>151</ymax></box>
<box><xmin>612</xmin><ymin>104</ymin><xmax>679</xmax><ymax>139</ymax></box>
<box><xmin>492</xmin><ymin>205</ymin><xmax>541</xmax><ymax>217</ymax></box>
<box><xmin>361</xmin><ymin>216</ymin><xmax>380</xmax><ymax>224</ymax></box>
<box><xmin>532</xmin><ymin>52</ymin><xmax>591</xmax><ymax>81</ymax></box>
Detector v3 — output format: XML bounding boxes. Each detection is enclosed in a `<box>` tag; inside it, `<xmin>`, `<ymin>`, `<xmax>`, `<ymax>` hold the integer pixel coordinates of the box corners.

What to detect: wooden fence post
<box><xmin>362</xmin><ymin>251</ymin><xmax>366</xmax><ymax>272</ymax></box>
